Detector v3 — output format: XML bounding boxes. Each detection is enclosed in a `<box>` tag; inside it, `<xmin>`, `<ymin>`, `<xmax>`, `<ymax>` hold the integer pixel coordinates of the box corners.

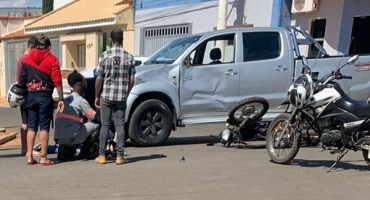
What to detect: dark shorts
<box><xmin>20</xmin><ymin>104</ymin><xmax>28</xmax><ymax>125</ymax></box>
<box><xmin>27</xmin><ymin>93</ymin><xmax>54</xmax><ymax>133</ymax></box>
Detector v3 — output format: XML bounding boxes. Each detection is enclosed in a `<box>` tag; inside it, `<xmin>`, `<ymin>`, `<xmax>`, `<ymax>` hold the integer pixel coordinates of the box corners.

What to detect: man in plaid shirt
<box><xmin>94</xmin><ymin>28</ymin><xmax>135</xmax><ymax>165</ymax></box>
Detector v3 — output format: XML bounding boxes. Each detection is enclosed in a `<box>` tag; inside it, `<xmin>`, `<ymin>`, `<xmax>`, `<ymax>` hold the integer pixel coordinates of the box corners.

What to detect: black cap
<box><xmin>67</xmin><ymin>70</ymin><xmax>85</xmax><ymax>88</ymax></box>
<box><xmin>37</xmin><ymin>34</ymin><xmax>51</xmax><ymax>50</ymax></box>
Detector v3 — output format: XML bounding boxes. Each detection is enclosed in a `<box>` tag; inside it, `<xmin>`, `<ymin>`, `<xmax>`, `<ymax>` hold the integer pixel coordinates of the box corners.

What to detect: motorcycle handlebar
<box><xmin>341</xmin><ymin>75</ymin><xmax>353</xmax><ymax>79</ymax></box>
<box><xmin>334</xmin><ymin>73</ymin><xmax>352</xmax><ymax>80</ymax></box>
<box><xmin>318</xmin><ymin>72</ymin><xmax>352</xmax><ymax>86</ymax></box>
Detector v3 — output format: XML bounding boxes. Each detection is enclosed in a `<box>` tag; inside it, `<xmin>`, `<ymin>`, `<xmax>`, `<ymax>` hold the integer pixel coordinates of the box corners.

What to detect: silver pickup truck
<box><xmin>87</xmin><ymin>26</ymin><xmax>370</xmax><ymax>147</ymax></box>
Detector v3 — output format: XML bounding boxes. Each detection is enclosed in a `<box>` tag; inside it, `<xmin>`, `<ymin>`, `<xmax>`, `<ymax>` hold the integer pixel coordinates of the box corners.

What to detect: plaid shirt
<box><xmin>95</xmin><ymin>46</ymin><xmax>135</xmax><ymax>102</ymax></box>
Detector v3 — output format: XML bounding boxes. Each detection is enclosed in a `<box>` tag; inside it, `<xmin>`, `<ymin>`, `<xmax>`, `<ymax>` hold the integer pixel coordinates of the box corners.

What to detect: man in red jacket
<box><xmin>18</xmin><ymin>35</ymin><xmax>64</xmax><ymax>166</ymax></box>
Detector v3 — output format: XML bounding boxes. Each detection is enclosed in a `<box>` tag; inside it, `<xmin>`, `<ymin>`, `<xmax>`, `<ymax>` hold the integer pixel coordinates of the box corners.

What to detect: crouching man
<box><xmin>54</xmin><ymin>81</ymin><xmax>100</xmax><ymax>160</ymax></box>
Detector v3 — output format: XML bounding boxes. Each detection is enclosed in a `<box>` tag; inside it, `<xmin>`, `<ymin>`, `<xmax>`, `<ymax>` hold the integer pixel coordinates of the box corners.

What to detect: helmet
<box><xmin>287</xmin><ymin>74</ymin><xmax>314</xmax><ymax>108</ymax></box>
<box><xmin>7</xmin><ymin>83</ymin><xmax>27</xmax><ymax>108</ymax></box>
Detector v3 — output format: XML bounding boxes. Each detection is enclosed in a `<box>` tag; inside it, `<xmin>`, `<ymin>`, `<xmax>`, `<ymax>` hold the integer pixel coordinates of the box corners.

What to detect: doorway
<box><xmin>350</xmin><ymin>16</ymin><xmax>370</xmax><ymax>55</ymax></box>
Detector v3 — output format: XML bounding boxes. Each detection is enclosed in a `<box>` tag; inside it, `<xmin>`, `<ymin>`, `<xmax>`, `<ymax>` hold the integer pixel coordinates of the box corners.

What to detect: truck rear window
<box><xmin>242</xmin><ymin>32</ymin><xmax>281</xmax><ymax>62</ymax></box>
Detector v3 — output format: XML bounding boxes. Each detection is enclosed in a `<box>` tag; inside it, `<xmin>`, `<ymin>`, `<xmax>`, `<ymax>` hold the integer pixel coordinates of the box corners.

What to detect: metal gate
<box><xmin>141</xmin><ymin>24</ymin><xmax>192</xmax><ymax>57</ymax></box>
<box><xmin>5</xmin><ymin>38</ymin><xmax>61</xmax><ymax>95</ymax></box>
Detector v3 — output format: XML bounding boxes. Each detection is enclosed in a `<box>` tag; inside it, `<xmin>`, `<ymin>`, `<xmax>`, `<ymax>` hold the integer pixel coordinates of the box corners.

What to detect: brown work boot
<box><xmin>116</xmin><ymin>156</ymin><xmax>125</xmax><ymax>165</ymax></box>
<box><xmin>95</xmin><ymin>156</ymin><xmax>106</xmax><ymax>164</ymax></box>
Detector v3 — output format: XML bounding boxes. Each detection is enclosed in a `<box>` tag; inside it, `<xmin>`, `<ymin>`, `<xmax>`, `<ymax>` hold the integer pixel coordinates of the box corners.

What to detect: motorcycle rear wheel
<box><xmin>227</xmin><ymin>97</ymin><xmax>269</xmax><ymax>126</ymax></box>
<box><xmin>266</xmin><ymin>113</ymin><xmax>301</xmax><ymax>164</ymax></box>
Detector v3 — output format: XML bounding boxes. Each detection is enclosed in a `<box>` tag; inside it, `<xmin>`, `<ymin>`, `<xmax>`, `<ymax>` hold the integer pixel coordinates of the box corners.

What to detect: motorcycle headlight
<box><xmin>221</xmin><ymin>128</ymin><xmax>231</xmax><ymax>142</ymax></box>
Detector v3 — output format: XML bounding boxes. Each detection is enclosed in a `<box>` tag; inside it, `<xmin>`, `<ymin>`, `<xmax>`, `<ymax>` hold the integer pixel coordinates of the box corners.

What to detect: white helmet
<box><xmin>7</xmin><ymin>83</ymin><xmax>27</xmax><ymax>108</ymax></box>
<box><xmin>288</xmin><ymin>74</ymin><xmax>313</xmax><ymax>108</ymax></box>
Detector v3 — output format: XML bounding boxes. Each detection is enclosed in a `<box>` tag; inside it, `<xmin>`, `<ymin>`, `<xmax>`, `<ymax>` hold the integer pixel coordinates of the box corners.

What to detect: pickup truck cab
<box><xmin>97</xmin><ymin>26</ymin><xmax>370</xmax><ymax>147</ymax></box>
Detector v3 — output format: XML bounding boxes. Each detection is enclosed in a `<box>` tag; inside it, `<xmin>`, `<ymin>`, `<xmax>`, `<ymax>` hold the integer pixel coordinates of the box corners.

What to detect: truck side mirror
<box><xmin>134</xmin><ymin>60</ymin><xmax>142</xmax><ymax>66</ymax></box>
<box><xmin>183</xmin><ymin>56</ymin><xmax>191</xmax><ymax>68</ymax></box>
<box><xmin>347</xmin><ymin>55</ymin><xmax>359</xmax><ymax>65</ymax></box>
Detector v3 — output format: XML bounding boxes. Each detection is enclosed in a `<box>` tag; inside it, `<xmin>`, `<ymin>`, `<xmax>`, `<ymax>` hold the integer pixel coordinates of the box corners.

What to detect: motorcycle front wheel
<box><xmin>266</xmin><ymin>113</ymin><xmax>301</xmax><ymax>164</ymax></box>
<box><xmin>227</xmin><ymin>97</ymin><xmax>269</xmax><ymax>126</ymax></box>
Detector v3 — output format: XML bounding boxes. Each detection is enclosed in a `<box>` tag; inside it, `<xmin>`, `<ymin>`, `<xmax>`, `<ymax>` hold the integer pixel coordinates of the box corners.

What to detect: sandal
<box><xmin>39</xmin><ymin>154</ymin><xmax>54</xmax><ymax>166</ymax></box>
<box><xmin>40</xmin><ymin>159</ymin><xmax>54</xmax><ymax>166</ymax></box>
<box><xmin>27</xmin><ymin>159</ymin><xmax>38</xmax><ymax>166</ymax></box>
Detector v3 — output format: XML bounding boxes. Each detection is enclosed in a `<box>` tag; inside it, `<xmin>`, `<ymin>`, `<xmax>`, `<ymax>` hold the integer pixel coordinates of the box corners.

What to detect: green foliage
<box><xmin>42</xmin><ymin>0</ymin><xmax>54</xmax><ymax>14</ymax></box>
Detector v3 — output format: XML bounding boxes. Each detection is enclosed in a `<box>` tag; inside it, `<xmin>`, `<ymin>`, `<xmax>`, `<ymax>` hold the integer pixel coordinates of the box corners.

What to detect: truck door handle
<box><xmin>225</xmin><ymin>71</ymin><xmax>238</xmax><ymax>76</ymax></box>
<box><xmin>275</xmin><ymin>65</ymin><xmax>287</xmax><ymax>72</ymax></box>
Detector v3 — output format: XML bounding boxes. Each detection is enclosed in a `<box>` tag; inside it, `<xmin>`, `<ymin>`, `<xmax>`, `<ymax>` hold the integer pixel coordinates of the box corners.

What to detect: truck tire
<box><xmin>128</xmin><ymin>99</ymin><xmax>172</xmax><ymax>147</ymax></box>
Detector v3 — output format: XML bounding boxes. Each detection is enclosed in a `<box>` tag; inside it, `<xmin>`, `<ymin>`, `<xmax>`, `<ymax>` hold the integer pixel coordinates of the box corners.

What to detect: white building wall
<box><xmin>338</xmin><ymin>0</ymin><xmax>370</xmax><ymax>55</ymax></box>
<box><xmin>54</xmin><ymin>0</ymin><xmax>75</xmax><ymax>10</ymax></box>
<box><xmin>291</xmin><ymin>0</ymin><xmax>370</xmax><ymax>56</ymax></box>
<box><xmin>291</xmin><ymin>0</ymin><xmax>345</xmax><ymax>56</ymax></box>
<box><xmin>134</xmin><ymin>0</ymin><xmax>274</xmax><ymax>56</ymax></box>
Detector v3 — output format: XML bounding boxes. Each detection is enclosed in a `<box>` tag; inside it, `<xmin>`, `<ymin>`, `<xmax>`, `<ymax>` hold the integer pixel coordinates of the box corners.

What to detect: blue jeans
<box><xmin>27</xmin><ymin>93</ymin><xmax>54</xmax><ymax>133</ymax></box>
<box><xmin>99</xmin><ymin>98</ymin><xmax>126</xmax><ymax>157</ymax></box>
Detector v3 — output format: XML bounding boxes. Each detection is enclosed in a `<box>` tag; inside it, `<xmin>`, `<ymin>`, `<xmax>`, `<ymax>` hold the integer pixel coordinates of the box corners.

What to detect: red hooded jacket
<box><xmin>18</xmin><ymin>49</ymin><xmax>62</xmax><ymax>95</ymax></box>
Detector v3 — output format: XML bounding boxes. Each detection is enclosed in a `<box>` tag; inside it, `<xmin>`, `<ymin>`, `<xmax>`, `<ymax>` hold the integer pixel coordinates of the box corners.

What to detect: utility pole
<box><xmin>217</xmin><ymin>0</ymin><xmax>228</xmax><ymax>30</ymax></box>
<box><xmin>216</xmin><ymin>0</ymin><xmax>228</xmax><ymax>62</ymax></box>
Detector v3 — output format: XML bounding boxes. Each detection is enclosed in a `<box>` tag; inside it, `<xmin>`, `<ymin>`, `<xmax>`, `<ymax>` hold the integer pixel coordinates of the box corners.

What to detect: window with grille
<box><xmin>144</xmin><ymin>25</ymin><xmax>189</xmax><ymax>38</ymax></box>
<box><xmin>141</xmin><ymin>24</ymin><xmax>191</xmax><ymax>56</ymax></box>
<box><xmin>77</xmin><ymin>44</ymin><xmax>86</xmax><ymax>71</ymax></box>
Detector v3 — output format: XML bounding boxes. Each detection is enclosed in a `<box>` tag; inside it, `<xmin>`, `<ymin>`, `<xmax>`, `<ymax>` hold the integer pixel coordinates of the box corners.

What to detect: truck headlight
<box><xmin>135</xmin><ymin>76</ymin><xmax>145</xmax><ymax>85</ymax></box>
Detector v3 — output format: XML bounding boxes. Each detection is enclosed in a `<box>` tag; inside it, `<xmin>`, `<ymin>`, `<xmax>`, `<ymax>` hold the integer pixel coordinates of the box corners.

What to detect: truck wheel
<box><xmin>129</xmin><ymin>99</ymin><xmax>172</xmax><ymax>147</ymax></box>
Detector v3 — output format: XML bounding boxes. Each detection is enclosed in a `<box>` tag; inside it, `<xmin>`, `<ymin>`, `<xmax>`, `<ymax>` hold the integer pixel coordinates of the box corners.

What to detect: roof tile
<box><xmin>0</xmin><ymin>29</ymin><xmax>30</xmax><ymax>40</ymax></box>
<box><xmin>25</xmin><ymin>0</ymin><xmax>131</xmax><ymax>29</ymax></box>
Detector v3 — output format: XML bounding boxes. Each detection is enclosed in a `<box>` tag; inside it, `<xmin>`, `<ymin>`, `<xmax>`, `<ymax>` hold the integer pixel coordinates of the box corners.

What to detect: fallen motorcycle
<box><xmin>220</xmin><ymin>97</ymin><xmax>270</xmax><ymax>147</ymax></box>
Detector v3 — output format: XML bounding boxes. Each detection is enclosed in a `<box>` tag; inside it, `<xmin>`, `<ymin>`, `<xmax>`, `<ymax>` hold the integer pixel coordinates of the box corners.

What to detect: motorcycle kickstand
<box><xmin>326</xmin><ymin>148</ymin><xmax>350</xmax><ymax>173</ymax></box>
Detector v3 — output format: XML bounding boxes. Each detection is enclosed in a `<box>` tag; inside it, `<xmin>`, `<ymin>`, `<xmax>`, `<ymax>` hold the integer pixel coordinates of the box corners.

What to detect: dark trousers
<box><xmin>99</xmin><ymin>98</ymin><xmax>126</xmax><ymax>157</ymax></box>
<box><xmin>27</xmin><ymin>93</ymin><xmax>54</xmax><ymax>132</ymax></box>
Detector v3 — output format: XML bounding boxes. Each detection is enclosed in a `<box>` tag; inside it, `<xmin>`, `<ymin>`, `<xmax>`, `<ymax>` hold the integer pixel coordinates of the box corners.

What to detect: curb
<box><xmin>0</xmin><ymin>132</ymin><xmax>18</xmax><ymax>145</ymax></box>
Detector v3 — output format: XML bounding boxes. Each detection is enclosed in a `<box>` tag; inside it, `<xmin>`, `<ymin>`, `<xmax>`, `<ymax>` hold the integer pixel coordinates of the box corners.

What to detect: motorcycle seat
<box><xmin>336</xmin><ymin>94</ymin><xmax>370</xmax><ymax>118</ymax></box>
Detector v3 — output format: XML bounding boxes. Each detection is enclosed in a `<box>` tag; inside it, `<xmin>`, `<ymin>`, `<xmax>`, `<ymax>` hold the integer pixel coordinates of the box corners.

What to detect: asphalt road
<box><xmin>1</xmin><ymin>107</ymin><xmax>370</xmax><ymax>200</ymax></box>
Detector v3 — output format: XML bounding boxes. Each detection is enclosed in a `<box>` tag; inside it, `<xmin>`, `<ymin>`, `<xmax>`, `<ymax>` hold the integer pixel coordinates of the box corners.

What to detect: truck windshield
<box><xmin>145</xmin><ymin>35</ymin><xmax>202</xmax><ymax>65</ymax></box>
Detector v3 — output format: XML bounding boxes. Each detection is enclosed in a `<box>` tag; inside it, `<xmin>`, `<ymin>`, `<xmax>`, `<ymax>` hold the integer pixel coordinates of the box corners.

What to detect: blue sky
<box><xmin>0</xmin><ymin>0</ymin><xmax>42</xmax><ymax>8</ymax></box>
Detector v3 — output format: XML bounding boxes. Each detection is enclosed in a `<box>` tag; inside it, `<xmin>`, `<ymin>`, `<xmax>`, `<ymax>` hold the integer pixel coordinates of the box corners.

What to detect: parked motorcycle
<box><xmin>265</xmin><ymin>54</ymin><xmax>370</xmax><ymax>172</ymax></box>
<box><xmin>220</xmin><ymin>97</ymin><xmax>270</xmax><ymax>147</ymax></box>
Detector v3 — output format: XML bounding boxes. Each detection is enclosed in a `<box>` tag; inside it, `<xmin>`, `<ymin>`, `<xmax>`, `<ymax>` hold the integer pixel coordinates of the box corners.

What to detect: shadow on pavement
<box><xmin>290</xmin><ymin>159</ymin><xmax>370</xmax><ymax>172</ymax></box>
<box><xmin>164</xmin><ymin>135</ymin><xmax>220</xmax><ymax>146</ymax></box>
<box><xmin>125</xmin><ymin>154</ymin><xmax>167</xmax><ymax>164</ymax></box>
<box><xmin>225</xmin><ymin>143</ymin><xmax>266</xmax><ymax>149</ymax></box>
<box><xmin>0</xmin><ymin>153</ymin><xmax>23</xmax><ymax>158</ymax></box>
<box><xmin>2</xmin><ymin>125</ymin><xmax>20</xmax><ymax>129</ymax></box>
<box><xmin>127</xmin><ymin>134</ymin><xmax>267</xmax><ymax>149</ymax></box>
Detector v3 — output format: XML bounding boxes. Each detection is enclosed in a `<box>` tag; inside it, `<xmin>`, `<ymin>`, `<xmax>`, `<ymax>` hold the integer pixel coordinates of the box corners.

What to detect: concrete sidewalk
<box><xmin>0</xmin><ymin>98</ymin><xmax>9</xmax><ymax>108</ymax></box>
